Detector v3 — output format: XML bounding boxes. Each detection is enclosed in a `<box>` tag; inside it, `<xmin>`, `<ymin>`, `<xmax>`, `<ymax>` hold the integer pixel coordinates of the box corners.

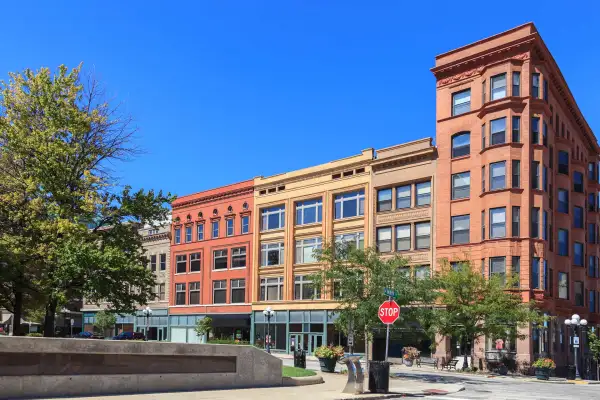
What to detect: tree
<box><xmin>0</xmin><ymin>65</ymin><xmax>174</xmax><ymax>336</ymax></box>
<box><xmin>588</xmin><ymin>331</ymin><xmax>600</xmax><ymax>381</ymax></box>
<box><xmin>94</xmin><ymin>310</ymin><xmax>117</xmax><ymax>336</ymax></box>
<box><xmin>195</xmin><ymin>316</ymin><xmax>213</xmax><ymax>342</ymax></box>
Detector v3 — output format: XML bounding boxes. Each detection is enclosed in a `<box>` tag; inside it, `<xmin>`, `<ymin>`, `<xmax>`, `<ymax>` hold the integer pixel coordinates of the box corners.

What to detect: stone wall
<box><xmin>0</xmin><ymin>336</ymin><xmax>282</xmax><ymax>399</ymax></box>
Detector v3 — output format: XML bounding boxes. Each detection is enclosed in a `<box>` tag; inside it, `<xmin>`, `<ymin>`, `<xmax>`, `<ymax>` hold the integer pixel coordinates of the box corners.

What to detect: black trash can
<box><xmin>294</xmin><ymin>349</ymin><xmax>306</xmax><ymax>369</ymax></box>
<box><xmin>567</xmin><ymin>365</ymin><xmax>576</xmax><ymax>380</ymax></box>
<box><xmin>368</xmin><ymin>361</ymin><xmax>390</xmax><ymax>393</ymax></box>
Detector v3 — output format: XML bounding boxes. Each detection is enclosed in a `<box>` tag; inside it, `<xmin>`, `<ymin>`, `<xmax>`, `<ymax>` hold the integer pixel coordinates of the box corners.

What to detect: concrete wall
<box><xmin>0</xmin><ymin>336</ymin><xmax>282</xmax><ymax>399</ymax></box>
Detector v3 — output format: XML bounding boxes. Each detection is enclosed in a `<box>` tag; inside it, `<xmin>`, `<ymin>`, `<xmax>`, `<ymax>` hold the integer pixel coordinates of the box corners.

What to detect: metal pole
<box><xmin>575</xmin><ymin>328</ymin><xmax>581</xmax><ymax>380</ymax></box>
<box><xmin>384</xmin><ymin>296</ymin><xmax>391</xmax><ymax>362</ymax></box>
<box><xmin>267</xmin><ymin>315</ymin><xmax>271</xmax><ymax>353</ymax></box>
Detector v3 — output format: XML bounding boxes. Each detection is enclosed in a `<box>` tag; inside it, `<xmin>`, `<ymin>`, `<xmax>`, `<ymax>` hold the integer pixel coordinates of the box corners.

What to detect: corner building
<box><xmin>433</xmin><ymin>23</ymin><xmax>599</xmax><ymax>369</ymax></box>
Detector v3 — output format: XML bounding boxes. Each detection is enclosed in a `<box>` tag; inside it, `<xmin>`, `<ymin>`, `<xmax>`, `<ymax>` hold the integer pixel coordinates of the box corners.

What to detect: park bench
<box><xmin>416</xmin><ymin>356</ymin><xmax>438</xmax><ymax>369</ymax></box>
<box><xmin>441</xmin><ymin>358</ymin><xmax>458</xmax><ymax>371</ymax></box>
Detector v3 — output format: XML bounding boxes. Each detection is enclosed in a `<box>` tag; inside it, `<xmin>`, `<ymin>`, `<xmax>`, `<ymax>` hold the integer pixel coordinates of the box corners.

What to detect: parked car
<box><xmin>73</xmin><ymin>331</ymin><xmax>104</xmax><ymax>339</ymax></box>
<box><xmin>112</xmin><ymin>331</ymin><xmax>145</xmax><ymax>341</ymax></box>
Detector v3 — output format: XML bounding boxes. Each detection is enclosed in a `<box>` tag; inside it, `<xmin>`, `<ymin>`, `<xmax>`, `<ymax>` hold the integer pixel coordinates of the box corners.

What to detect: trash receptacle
<box><xmin>567</xmin><ymin>365</ymin><xmax>576</xmax><ymax>380</ymax></box>
<box><xmin>294</xmin><ymin>349</ymin><xmax>306</xmax><ymax>369</ymax></box>
<box><xmin>368</xmin><ymin>361</ymin><xmax>390</xmax><ymax>393</ymax></box>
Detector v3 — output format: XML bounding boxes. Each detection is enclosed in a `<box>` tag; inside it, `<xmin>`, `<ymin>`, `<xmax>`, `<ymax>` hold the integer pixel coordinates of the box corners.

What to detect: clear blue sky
<box><xmin>2</xmin><ymin>2</ymin><xmax>599</xmax><ymax>198</ymax></box>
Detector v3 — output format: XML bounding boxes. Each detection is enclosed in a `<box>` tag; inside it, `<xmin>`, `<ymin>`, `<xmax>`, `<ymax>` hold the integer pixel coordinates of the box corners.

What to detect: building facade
<box><xmin>432</xmin><ymin>23</ymin><xmax>599</xmax><ymax>368</ymax></box>
<box><xmin>169</xmin><ymin>180</ymin><xmax>253</xmax><ymax>343</ymax></box>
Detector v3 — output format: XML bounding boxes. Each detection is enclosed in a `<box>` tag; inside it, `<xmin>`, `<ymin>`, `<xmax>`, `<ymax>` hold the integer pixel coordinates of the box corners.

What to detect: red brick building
<box><xmin>169</xmin><ymin>180</ymin><xmax>253</xmax><ymax>343</ymax></box>
<box><xmin>432</xmin><ymin>23</ymin><xmax>599</xmax><ymax>370</ymax></box>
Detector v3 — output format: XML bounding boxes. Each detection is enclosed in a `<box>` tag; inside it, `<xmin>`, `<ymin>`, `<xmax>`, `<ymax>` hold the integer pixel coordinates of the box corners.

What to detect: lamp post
<box><xmin>565</xmin><ymin>314</ymin><xmax>588</xmax><ymax>380</ymax></box>
<box><xmin>143</xmin><ymin>307</ymin><xmax>152</xmax><ymax>341</ymax></box>
<box><xmin>263</xmin><ymin>307</ymin><xmax>275</xmax><ymax>353</ymax></box>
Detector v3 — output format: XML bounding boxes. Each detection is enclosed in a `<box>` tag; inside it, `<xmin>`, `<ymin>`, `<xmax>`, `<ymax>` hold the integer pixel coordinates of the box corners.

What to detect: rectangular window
<box><xmin>532</xmin><ymin>73</ymin><xmax>540</xmax><ymax>98</ymax></box>
<box><xmin>531</xmin><ymin>161</ymin><xmax>540</xmax><ymax>190</ymax></box>
<box><xmin>259</xmin><ymin>277</ymin><xmax>284</xmax><ymax>301</ymax></box>
<box><xmin>376</xmin><ymin>227</ymin><xmax>392</xmax><ymax>253</ymax></box>
<box><xmin>452</xmin><ymin>133</ymin><xmax>470</xmax><ymax>158</ymax></box>
<box><xmin>490</xmin><ymin>161</ymin><xmax>506</xmax><ymax>190</ymax></box>
<box><xmin>512</xmin><ymin>160</ymin><xmax>520</xmax><ymax>188</ymax></box>
<box><xmin>512</xmin><ymin>256</ymin><xmax>520</xmax><ymax>288</ymax></box>
<box><xmin>213</xmin><ymin>249</ymin><xmax>228</xmax><ymax>270</ymax></box>
<box><xmin>197</xmin><ymin>224</ymin><xmax>204</xmax><ymax>240</ymax></box>
<box><xmin>335</xmin><ymin>232</ymin><xmax>365</xmax><ymax>251</ymax></box>
<box><xmin>512</xmin><ymin>72</ymin><xmax>520</xmax><ymax>96</ymax></box>
<box><xmin>543</xmin><ymin>166</ymin><xmax>548</xmax><ymax>191</ymax></box>
<box><xmin>190</xmin><ymin>252</ymin><xmax>201</xmax><ymax>272</ymax></box>
<box><xmin>261</xmin><ymin>242</ymin><xmax>285</xmax><ymax>267</ymax></box>
<box><xmin>543</xmin><ymin>78</ymin><xmax>549</xmax><ymax>102</ymax></box>
<box><xmin>160</xmin><ymin>253</ymin><xmax>166</xmax><ymax>271</ymax></box>
<box><xmin>558</xmin><ymin>189</ymin><xmax>569</xmax><ymax>213</ymax></box>
<box><xmin>575</xmin><ymin>281</ymin><xmax>584</xmax><ymax>306</ymax></box>
<box><xmin>396</xmin><ymin>185</ymin><xmax>411</xmax><ymax>209</ymax></box>
<box><xmin>589</xmin><ymin>162</ymin><xmax>596</xmax><ymax>181</ymax></box>
<box><xmin>175</xmin><ymin>283</ymin><xmax>186</xmax><ymax>305</ymax></box>
<box><xmin>481</xmin><ymin>123</ymin><xmax>486</xmax><ymax>150</ymax></box>
<box><xmin>452</xmin><ymin>89</ymin><xmax>471</xmax><ymax>116</ymax></box>
<box><xmin>531</xmin><ymin>207</ymin><xmax>540</xmax><ymax>238</ymax></box>
<box><xmin>295</xmin><ymin>237</ymin><xmax>323</xmax><ymax>263</ymax></box>
<box><xmin>574</xmin><ymin>242</ymin><xmax>584</xmax><ymax>266</ymax></box>
<box><xmin>512</xmin><ymin>116</ymin><xmax>520</xmax><ymax>142</ymax></box>
<box><xmin>452</xmin><ymin>172</ymin><xmax>470</xmax><ymax>199</ymax></box>
<box><xmin>185</xmin><ymin>226</ymin><xmax>192</xmax><ymax>243</ymax></box>
<box><xmin>415</xmin><ymin>265</ymin><xmax>430</xmax><ymax>280</ymax></box>
<box><xmin>231</xmin><ymin>279</ymin><xmax>246</xmax><ymax>303</ymax></box>
<box><xmin>589</xmin><ymin>223</ymin><xmax>597</xmax><ymax>244</ymax></box>
<box><xmin>176</xmin><ymin>254</ymin><xmax>187</xmax><ymax>274</ymax></box>
<box><xmin>574</xmin><ymin>171</ymin><xmax>584</xmax><ymax>193</ymax></box>
<box><xmin>481</xmin><ymin>210</ymin><xmax>485</xmax><ymax>240</ymax></box>
<box><xmin>189</xmin><ymin>282</ymin><xmax>200</xmax><ymax>305</ymax></box>
<box><xmin>531</xmin><ymin>117</ymin><xmax>540</xmax><ymax>144</ymax></box>
<box><xmin>213</xmin><ymin>280</ymin><xmax>227</xmax><ymax>304</ymax></box>
<box><xmin>558</xmin><ymin>229</ymin><xmax>569</xmax><ymax>256</ymax></box>
<box><xmin>226</xmin><ymin>218</ymin><xmax>234</xmax><ymax>236</ymax></box>
<box><xmin>512</xmin><ymin>206</ymin><xmax>520</xmax><ymax>237</ymax></box>
<box><xmin>294</xmin><ymin>275</ymin><xmax>320</xmax><ymax>300</ymax></box>
<box><xmin>589</xmin><ymin>193</ymin><xmax>596</xmax><ymax>212</ymax></box>
<box><xmin>550</xmin><ymin>146</ymin><xmax>554</xmax><ymax>169</ymax></box>
<box><xmin>396</xmin><ymin>224</ymin><xmax>411</xmax><ymax>251</ymax></box>
<box><xmin>490</xmin><ymin>256</ymin><xmax>506</xmax><ymax>284</ymax></box>
<box><xmin>158</xmin><ymin>283</ymin><xmax>165</xmax><ymax>301</ymax></box>
<box><xmin>377</xmin><ymin>189</ymin><xmax>392</xmax><ymax>212</ymax></box>
<box><xmin>490</xmin><ymin>117</ymin><xmax>506</xmax><ymax>145</ymax></box>
<box><xmin>532</xmin><ymin>258</ymin><xmax>540</xmax><ymax>289</ymax></box>
<box><xmin>231</xmin><ymin>247</ymin><xmax>247</xmax><ymax>268</ymax></box>
<box><xmin>558</xmin><ymin>272</ymin><xmax>568</xmax><ymax>299</ymax></box>
<box><xmin>482</xmin><ymin>80</ymin><xmax>486</xmax><ymax>104</ymax></box>
<box><xmin>241</xmin><ymin>216</ymin><xmax>249</xmax><ymax>234</ymax></box>
<box><xmin>262</xmin><ymin>205</ymin><xmax>285</xmax><ymax>231</ymax></box>
<box><xmin>174</xmin><ymin>228</ymin><xmax>181</xmax><ymax>244</ymax></box>
<box><xmin>574</xmin><ymin>206</ymin><xmax>584</xmax><ymax>229</ymax></box>
<box><xmin>491</xmin><ymin>73</ymin><xmax>507</xmax><ymax>100</ymax></box>
<box><xmin>543</xmin><ymin>121</ymin><xmax>548</xmax><ymax>146</ymax></box>
<box><xmin>416</xmin><ymin>181</ymin><xmax>431</xmax><ymax>206</ymax></box>
<box><xmin>150</xmin><ymin>255</ymin><xmax>157</xmax><ymax>272</ymax></box>
<box><xmin>590</xmin><ymin>290</ymin><xmax>596</xmax><ymax>313</ymax></box>
<box><xmin>482</xmin><ymin>166</ymin><xmax>486</xmax><ymax>193</ymax></box>
<box><xmin>451</xmin><ymin>215</ymin><xmax>470</xmax><ymax>245</ymax></box>
<box><xmin>415</xmin><ymin>222</ymin><xmax>431</xmax><ymax>249</ymax></box>
<box><xmin>543</xmin><ymin>210</ymin><xmax>548</xmax><ymax>240</ymax></box>
<box><xmin>334</xmin><ymin>190</ymin><xmax>365</xmax><ymax>219</ymax></box>
<box><xmin>296</xmin><ymin>199</ymin><xmax>323</xmax><ymax>225</ymax></box>
<box><xmin>490</xmin><ymin>207</ymin><xmax>506</xmax><ymax>239</ymax></box>
<box><xmin>558</xmin><ymin>151</ymin><xmax>569</xmax><ymax>175</ymax></box>
<box><xmin>212</xmin><ymin>221</ymin><xmax>219</xmax><ymax>238</ymax></box>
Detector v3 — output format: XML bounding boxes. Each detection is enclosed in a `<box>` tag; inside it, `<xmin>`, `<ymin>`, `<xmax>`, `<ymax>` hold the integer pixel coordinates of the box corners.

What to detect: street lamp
<box><xmin>143</xmin><ymin>306</ymin><xmax>152</xmax><ymax>341</ymax></box>
<box><xmin>565</xmin><ymin>314</ymin><xmax>588</xmax><ymax>380</ymax></box>
<box><xmin>263</xmin><ymin>307</ymin><xmax>275</xmax><ymax>353</ymax></box>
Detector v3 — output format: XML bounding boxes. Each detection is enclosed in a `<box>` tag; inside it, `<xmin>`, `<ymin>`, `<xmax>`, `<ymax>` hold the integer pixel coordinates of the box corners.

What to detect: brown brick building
<box><xmin>432</xmin><ymin>23</ymin><xmax>599</xmax><ymax>369</ymax></box>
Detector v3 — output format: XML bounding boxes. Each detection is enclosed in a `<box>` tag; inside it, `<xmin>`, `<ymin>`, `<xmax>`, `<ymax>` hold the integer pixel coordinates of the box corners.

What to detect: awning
<box><xmin>0</xmin><ymin>314</ymin><xmax>13</xmax><ymax>325</ymax></box>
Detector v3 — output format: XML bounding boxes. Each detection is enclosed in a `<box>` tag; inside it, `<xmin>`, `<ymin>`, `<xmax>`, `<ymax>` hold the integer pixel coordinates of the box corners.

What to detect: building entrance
<box><xmin>289</xmin><ymin>333</ymin><xmax>323</xmax><ymax>354</ymax></box>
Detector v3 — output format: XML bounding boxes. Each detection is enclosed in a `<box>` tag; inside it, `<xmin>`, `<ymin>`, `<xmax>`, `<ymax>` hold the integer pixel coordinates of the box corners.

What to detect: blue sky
<box><xmin>2</xmin><ymin>2</ymin><xmax>599</xmax><ymax>198</ymax></box>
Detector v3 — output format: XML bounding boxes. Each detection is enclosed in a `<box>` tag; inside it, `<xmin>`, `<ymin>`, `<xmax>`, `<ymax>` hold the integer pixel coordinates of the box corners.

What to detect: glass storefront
<box><xmin>169</xmin><ymin>314</ymin><xmax>250</xmax><ymax>343</ymax></box>
<box><xmin>135</xmin><ymin>309</ymin><xmax>169</xmax><ymax>341</ymax></box>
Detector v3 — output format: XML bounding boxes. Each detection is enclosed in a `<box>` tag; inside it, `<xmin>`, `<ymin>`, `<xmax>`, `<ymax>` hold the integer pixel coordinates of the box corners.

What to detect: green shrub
<box><xmin>26</xmin><ymin>332</ymin><xmax>43</xmax><ymax>337</ymax></box>
<box><xmin>208</xmin><ymin>339</ymin><xmax>250</xmax><ymax>345</ymax></box>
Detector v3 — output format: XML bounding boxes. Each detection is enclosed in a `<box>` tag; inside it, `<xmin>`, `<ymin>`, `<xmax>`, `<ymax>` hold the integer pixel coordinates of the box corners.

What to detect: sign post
<box><xmin>378</xmin><ymin>295</ymin><xmax>400</xmax><ymax>362</ymax></box>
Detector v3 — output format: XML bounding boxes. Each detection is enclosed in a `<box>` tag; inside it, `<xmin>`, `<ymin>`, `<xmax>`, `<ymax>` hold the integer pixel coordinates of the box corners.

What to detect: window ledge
<box><xmin>333</xmin><ymin>215</ymin><xmax>365</xmax><ymax>223</ymax></box>
<box><xmin>212</xmin><ymin>269</ymin><xmax>229</xmax><ymax>272</ymax></box>
<box><xmin>295</xmin><ymin>222</ymin><xmax>323</xmax><ymax>228</ymax></box>
<box><xmin>479</xmin><ymin>142</ymin><xmax>523</xmax><ymax>155</ymax></box>
<box><xmin>293</xmin><ymin>262</ymin><xmax>321</xmax><ymax>268</ymax></box>
<box><xmin>261</xmin><ymin>228</ymin><xmax>285</xmax><ymax>234</ymax></box>
<box><xmin>532</xmin><ymin>144</ymin><xmax>548</xmax><ymax>150</ymax></box>
<box><xmin>188</xmin><ymin>271</ymin><xmax>202</xmax><ymax>274</ymax></box>
<box><xmin>451</xmin><ymin>155</ymin><xmax>470</xmax><ymax>162</ymax></box>
<box><xmin>230</xmin><ymin>267</ymin><xmax>247</xmax><ymax>270</ymax></box>
<box><xmin>479</xmin><ymin>188</ymin><xmax>523</xmax><ymax>198</ymax></box>
<box><xmin>451</xmin><ymin>197</ymin><xmax>470</xmax><ymax>204</ymax></box>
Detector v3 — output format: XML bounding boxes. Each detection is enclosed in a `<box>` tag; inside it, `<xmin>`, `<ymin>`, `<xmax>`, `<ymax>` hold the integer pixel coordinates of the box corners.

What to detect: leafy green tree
<box><xmin>195</xmin><ymin>316</ymin><xmax>213</xmax><ymax>341</ymax></box>
<box><xmin>94</xmin><ymin>310</ymin><xmax>117</xmax><ymax>336</ymax></box>
<box><xmin>588</xmin><ymin>331</ymin><xmax>600</xmax><ymax>381</ymax></box>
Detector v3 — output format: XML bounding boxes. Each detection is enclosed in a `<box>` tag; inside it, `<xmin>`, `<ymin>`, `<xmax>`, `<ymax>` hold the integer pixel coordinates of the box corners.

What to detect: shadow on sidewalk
<box><xmin>392</xmin><ymin>371</ymin><xmax>505</xmax><ymax>386</ymax></box>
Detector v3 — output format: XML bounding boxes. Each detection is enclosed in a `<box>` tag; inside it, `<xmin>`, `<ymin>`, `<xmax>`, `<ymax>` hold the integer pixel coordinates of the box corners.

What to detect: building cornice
<box><xmin>172</xmin><ymin>187</ymin><xmax>254</xmax><ymax>210</ymax></box>
<box><xmin>142</xmin><ymin>232</ymin><xmax>170</xmax><ymax>243</ymax></box>
<box><xmin>371</xmin><ymin>148</ymin><xmax>436</xmax><ymax>172</ymax></box>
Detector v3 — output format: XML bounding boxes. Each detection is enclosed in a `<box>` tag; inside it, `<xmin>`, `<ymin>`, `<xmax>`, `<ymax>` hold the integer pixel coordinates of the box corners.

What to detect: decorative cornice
<box><xmin>371</xmin><ymin>150</ymin><xmax>436</xmax><ymax>172</ymax></box>
<box><xmin>142</xmin><ymin>232</ymin><xmax>170</xmax><ymax>243</ymax></box>
<box><xmin>172</xmin><ymin>187</ymin><xmax>253</xmax><ymax>210</ymax></box>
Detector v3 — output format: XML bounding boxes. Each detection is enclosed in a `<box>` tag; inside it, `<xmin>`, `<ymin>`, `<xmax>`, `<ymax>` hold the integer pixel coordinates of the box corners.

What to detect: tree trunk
<box><xmin>43</xmin><ymin>298</ymin><xmax>57</xmax><ymax>337</ymax></box>
<box><xmin>12</xmin><ymin>290</ymin><xmax>24</xmax><ymax>336</ymax></box>
<box><xmin>463</xmin><ymin>338</ymin><xmax>469</xmax><ymax>370</ymax></box>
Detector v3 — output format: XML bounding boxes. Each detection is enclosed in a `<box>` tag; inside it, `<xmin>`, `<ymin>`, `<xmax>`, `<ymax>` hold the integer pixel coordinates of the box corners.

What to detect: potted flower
<box><xmin>532</xmin><ymin>358</ymin><xmax>556</xmax><ymax>380</ymax></box>
<box><xmin>402</xmin><ymin>346</ymin><xmax>420</xmax><ymax>367</ymax></box>
<box><xmin>314</xmin><ymin>345</ymin><xmax>344</xmax><ymax>372</ymax></box>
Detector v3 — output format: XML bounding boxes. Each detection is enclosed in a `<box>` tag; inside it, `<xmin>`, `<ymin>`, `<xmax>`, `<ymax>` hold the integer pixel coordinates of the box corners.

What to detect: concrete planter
<box><xmin>318</xmin><ymin>357</ymin><xmax>337</xmax><ymax>372</ymax></box>
<box><xmin>535</xmin><ymin>367</ymin><xmax>551</xmax><ymax>380</ymax></box>
<box><xmin>403</xmin><ymin>359</ymin><xmax>414</xmax><ymax>367</ymax></box>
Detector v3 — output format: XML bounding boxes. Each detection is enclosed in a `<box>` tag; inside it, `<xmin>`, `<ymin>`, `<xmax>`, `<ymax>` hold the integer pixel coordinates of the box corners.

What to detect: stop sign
<box><xmin>378</xmin><ymin>300</ymin><xmax>400</xmax><ymax>325</ymax></box>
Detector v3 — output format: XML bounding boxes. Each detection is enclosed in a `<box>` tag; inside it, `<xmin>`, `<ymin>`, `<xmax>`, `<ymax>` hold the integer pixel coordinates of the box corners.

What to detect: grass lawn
<box><xmin>282</xmin><ymin>365</ymin><xmax>317</xmax><ymax>377</ymax></box>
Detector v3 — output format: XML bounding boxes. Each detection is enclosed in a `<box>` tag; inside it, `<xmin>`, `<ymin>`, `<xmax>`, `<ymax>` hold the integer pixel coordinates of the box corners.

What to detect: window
<box><xmin>415</xmin><ymin>265</ymin><xmax>430</xmax><ymax>280</ymax></box>
<box><xmin>158</xmin><ymin>283</ymin><xmax>165</xmax><ymax>301</ymax></box>
<box><xmin>226</xmin><ymin>218</ymin><xmax>234</xmax><ymax>236</ymax></box>
<box><xmin>335</xmin><ymin>232</ymin><xmax>365</xmax><ymax>251</ymax></box>
<box><xmin>574</xmin><ymin>242</ymin><xmax>584</xmax><ymax>266</ymax></box>
<box><xmin>589</xmin><ymin>193</ymin><xmax>596</xmax><ymax>212</ymax></box>
<box><xmin>261</xmin><ymin>242</ymin><xmax>284</xmax><ymax>267</ymax></box>
<box><xmin>396</xmin><ymin>224</ymin><xmax>411</xmax><ymax>251</ymax></box>
<box><xmin>376</xmin><ymin>227</ymin><xmax>392</xmax><ymax>253</ymax></box>
<box><xmin>452</xmin><ymin>172</ymin><xmax>470</xmax><ymax>199</ymax></box>
<box><xmin>512</xmin><ymin>206</ymin><xmax>520</xmax><ymax>237</ymax></box>
<box><xmin>335</xmin><ymin>190</ymin><xmax>365</xmax><ymax>219</ymax></box>
<box><xmin>189</xmin><ymin>282</ymin><xmax>200</xmax><ymax>305</ymax></box>
<box><xmin>512</xmin><ymin>160</ymin><xmax>520</xmax><ymax>188</ymax></box>
<box><xmin>452</xmin><ymin>89</ymin><xmax>471</xmax><ymax>116</ymax></box>
<box><xmin>377</xmin><ymin>189</ymin><xmax>392</xmax><ymax>212</ymax></box>
<box><xmin>174</xmin><ymin>228</ymin><xmax>181</xmax><ymax>244</ymax></box>
<box><xmin>531</xmin><ymin>161</ymin><xmax>540</xmax><ymax>189</ymax></box>
<box><xmin>574</xmin><ymin>206</ymin><xmax>584</xmax><ymax>228</ymax></box>
<box><xmin>490</xmin><ymin>207</ymin><xmax>506</xmax><ymax>238</ymax></box>
<box><xmin>241</xmin><ymin>215</ymin><xmax>249</xmax><ymax>234</ymax></box>
<box><xmin>416</xmin><ymin>181</ymin><xmax>431</xmax><ymax>206</ymax></box>
<box><xmin>543</xmin><ymin>166</ymin><xmax>548</xmax><ymax>191</ymax></box>
<box><xmin>531</xmin><ymin>207</ymin><xmax>540</xmax><ymax>238</ymax></box>
<box><xmin>543</xmin><ymin>210</ymin><xmax>548</xmax><ymax>240</ymax></box>
<box><xmin>550</xmin><ymin>146</ymin><xmax>554</xmax><ymax>168</ymax></box>
<box><xmin>451</xmin><ymin>215</ymin><xmax>470</xmax><ymax>245</ymax></box>
<box><xmin>531</xmin><ymin>117</ymin><xmax>540</xmax><ymax>144</ymax></box>
<box><xmin>481</xmin><ymin>123</ymin><xmax>486</xmax><ymax>150</ymax></box>
<box><xmin>212</xmin><ymin>220</ymin><xmax>219</xmax><ymax>238</ymax></box>
<box><xmin>512</xmin><ymin>72</ymin><xmax>520</xmax><ymax>96</ymax></box>
<box><xmin>589</xmin><ymin>223</ymin><xmax>597</xmax><ymax>244</ymax></box>
<box><xmin>482</xmin><ymin>80</ymin><xmax>486</xmax><ymax>103</ymax></box>
<box><xmin>175</xmin><ymin>283</ymin><xmax>186</xmax><ymax>305</ymax></box>
<box><xmin>295</xmin><ymin>237</ymin><xmax>322</xmax><ymax>264</ymax></box>
<box><xmin>231</xmin><ymin>279</ymin><xmax>245</xmax><ymax>303</ymax></box>
<box><xmin>532</xmin><ymin>73</ymin><xmax>540</xmax><ymax>98</ymax></box>
<box><xmin>260</xmin><ymin>277</ymin><xmax>284</xmax><ymax>301</ymax></box>
<box><xmin>294</xmin><ymin>275</ymin><xmax>320</xmax><ymax>300</ymax></box>
<box><xmin>262</xmin><ymin>205</ymin><xmax>285</xmax><ymax>231</ymax></box>
<box><xmin>415</xmin><ymin>222</ymin><xmax>431</xmax><ymax>249</ymax></box>
<box><xmin>490</xmin><ymin>161</ymin><xmax>506</xmax><ymax>190</ymax></box>
<box><xmin>589</xmin><ymin>162</ymin><xmax>596</xmax><ymax>181</ymax></box>
<box><xmin>481</xmin><ymin>210</ymin><xmax>485</xmax><ymax>240</ymax></box>
<box><xmin>512</xmin><ymin>116</ymin><xmax>520</xmax><ymax>142</ymax></box>
<box><xmin>482</xmin><ymin>166</ymin><xmax>485</xmax><ymax>192</ymax></box>
<box><xmin>543</xmin><ymin>78</ymin><xmax>548</xmax><ymax>102</ymax></box>
<box><xmin>213</xmin><ymin>249</ymin><xmax>228</xmax><ymax>270</ymax></box>
<box><xmin>558</xmin><ymin>151</ymin><xmax>569</xmax><ymax>175</ymax></box>
<box><xmin>176</xmin><ymin>254</ymin><xmax>187</xmax><ymax>274</ymax></box>
<box><xmin>574</xmin><ymin>171</ymin><xmax>584</xmax><ymax>193</ymax></box>
<box><xmin>558</xmin><ymin>272</ymin><xmax>568</xmax><ymax>299</ymax></box>
<box><xmin>296</xmin><ymin>199</ymin><xmax>322</xmax><ymax>225</ymax></box>
<box><xmin>558</xmin><ymin>189</ymin><xmax>569</xmax><ymax>213</ymax></box>
<box><xmin>231</xmin><ymin>247</ymin><xmax>247</xmax><ymax>268</ymax></box>
<box><xmin>532</xmin><ymin>258</ymin><xmax>540</xmax><ymax>289</ymax></box>
<box><xmin>150</xmin><ymin>255</ymin><xmax>157</xmax><ymax>272</ymax></box>
<box><xmin>590</xmin><ymin>290</ymin><xmax>596</xmax><ymax>313</ymax></box>
<box><xmin>160</xmin><ymin>254</ymin><xmax>166</xmax><ymax>271</ymax></box>
<box><xmin>490</xmin><ymin>256</ymin><xmax>506</xmax><ymax>284</ymax></box>
<box><xmin>490</xmin><ymin>117</ymin><xmax>506</xmax><ymax>145</ymax></box>
<box><xmin>558</xmin><ymin>229</ymin><xmax>569</xmax><ymax>256</ymax></box>
<box><xmin>197</xmin><ymin>224</ymin><xmax>204</xmax><ymax>240</ymax></box>
<box><xmin>190</xmin><ymin>252</ymin><xmax>201</xmax><ymax>272</ymax></box>
<box><xmin>185</xmin><ymin>226</ymin><xmax>192</xmax><ymax>243</ymax></box>
<box><xmin>451</xmin><ymin>132</ymin><xmax>470</xmax><ymax>158</ymax></box>
<box><xmin>575</xmin><ymin>281</ymin><xmax>584</xmax><ymax>306</ymax></box>
<box><xmin>512</xmin><ymin>256</ymin><xmax>520</xmax><ymax>287</ymax></box>
<box><xmin>396</xmin><ymin>185</ymin><xmax>411</xmax><ymax>209</ymax></box>
<box><xmin>213</xmin><ymin>280</ymin><xmax>227</xmax><ymax>304</ymax></box>
<box><xmin>490</xmin><ymin>74</ymin><xmax>506</xmax><ymax>100</ymax></box>
<box><xmin>542</xmin><ymin>121</ymin><xmax>548</xmax><ymax>146</ymax></box>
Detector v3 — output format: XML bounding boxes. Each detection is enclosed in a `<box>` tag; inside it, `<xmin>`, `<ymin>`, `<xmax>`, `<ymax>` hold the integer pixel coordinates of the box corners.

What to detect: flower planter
<box><xmin>535</xmin><ymin>367</ymin><xmax>550</xmax><ymax>380</ymax></box>
<box><xmin>403</xmin><ymin>359</ymin><xmax>413</xmax><ymax>367</ymax></box>
<box><xmin>318</xmin><ymin>357</ymin><xmax>338</xmax><ymax>372</ymax></box>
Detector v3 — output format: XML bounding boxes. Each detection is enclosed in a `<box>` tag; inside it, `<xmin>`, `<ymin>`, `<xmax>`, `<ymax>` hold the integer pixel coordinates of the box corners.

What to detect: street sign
<box><xmin>378</xmin><ymin>300</ymin><xmax>400</xmax><ymax>325</ymax></box>
<box><xmin>70</xmin><ymin>318</ymin><xmax>75</xmax><ymax>325</ymax></box>
<box><xmin>384</xmin><ymin>288</ymin><xmax>397</xmax><ymax>298</ymax></box>
<box><xmin>348</xmin><ymin>335</ymin><xmax>354</xmax><ymax>347</ymax></box>
<box><xmin>573</xmin><ymin>337</ymin><xmax>580</xmax><ymax>345</ymax></box>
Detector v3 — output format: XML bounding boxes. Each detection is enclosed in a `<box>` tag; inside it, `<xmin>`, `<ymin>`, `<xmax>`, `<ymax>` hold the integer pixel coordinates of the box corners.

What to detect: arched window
<box><xmin>198</xmin><ymin>211</ymin><xmax>203</xmax><ymax>218</ymax></box>
<box><xmin>227</xmin><ymin>205</ymin><xmax>233</xmax><ymax>213</ymax></box>
<box><xmin>452</xmin><ymin>132</ymin><xmax>470</xmax><ymax>158</ymax></box>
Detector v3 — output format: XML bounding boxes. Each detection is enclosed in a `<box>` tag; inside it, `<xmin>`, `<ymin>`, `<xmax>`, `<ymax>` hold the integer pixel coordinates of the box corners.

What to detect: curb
<box><xmin>282</xmin><ymin>375</ymin><xmax>324</xmax><ymax>386</ymax></box>
<box><xmin>333</xmin><ymin>384</ymin><xmax>465</xmax><ymax>399</ymax></box>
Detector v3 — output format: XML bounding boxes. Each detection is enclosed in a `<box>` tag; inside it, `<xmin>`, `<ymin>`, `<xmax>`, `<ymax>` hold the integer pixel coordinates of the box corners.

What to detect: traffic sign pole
<box><xmin>384</xmin><ymin>297</ymin><xmax>391</xmax><ymax>362</ymax></box>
